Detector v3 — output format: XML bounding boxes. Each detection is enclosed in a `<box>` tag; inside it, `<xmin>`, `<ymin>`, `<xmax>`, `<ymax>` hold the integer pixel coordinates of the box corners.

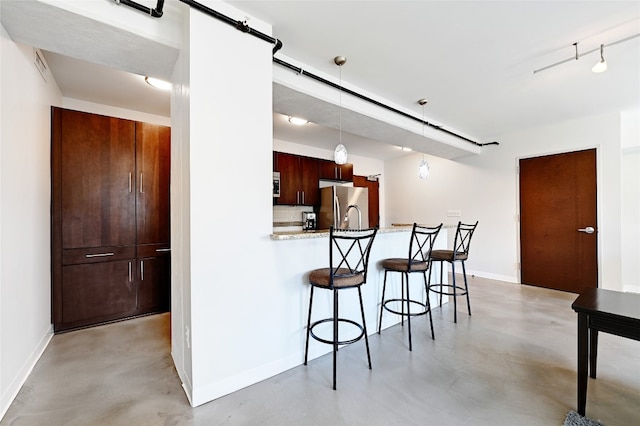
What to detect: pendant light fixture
<box><xmin>417</xmin><ymin>99</ymin><xmax>430</xmax><ymax>180</ymax></box>
<box><xmin>592</xmin><ymin>44</ymin><xmax>608</xmax><ymax>73</ymax></box>
<box><xmin>334</xmin><ymin>56</ymin><xmax>348</xmax><ymax>165</ymax></box>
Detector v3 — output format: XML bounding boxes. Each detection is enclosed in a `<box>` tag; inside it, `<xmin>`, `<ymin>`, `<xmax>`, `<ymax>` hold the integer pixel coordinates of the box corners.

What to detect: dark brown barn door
<box><xmin>519</xmin><ymin>149</ymin><xmax>598</xmax><ymax>293</ymax></box>
<box><xmin>353</xmin><ymin>175</ymin><xmax>380</xmax><ymax>228</ymax></box>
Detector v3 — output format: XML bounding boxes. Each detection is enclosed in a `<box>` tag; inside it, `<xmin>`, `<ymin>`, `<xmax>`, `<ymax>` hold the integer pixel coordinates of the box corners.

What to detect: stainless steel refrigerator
<box><xmin>318</xmin><ymin>186</ymin><xmax>369</xmax><ymax>230</ymax></box>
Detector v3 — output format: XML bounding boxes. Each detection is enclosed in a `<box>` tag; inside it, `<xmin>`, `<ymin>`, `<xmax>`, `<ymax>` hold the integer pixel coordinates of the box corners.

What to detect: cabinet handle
<box><xmin>129</xmin><ymin>173</ymin><xmax>132</xmax><ymax>193</ymax></box>
<box><xmin>155</xmin><ymin>248</ymin><xmax>171</xmax><ymax>252</ymax></box>
<box><xmin>302</xmin><ymin>191</ymin><xmax>305</xmax><ymax>204</ymax></box>
<box><xmin>339</xmin><ymin>168</ymin><xmax>342</xmax><ymax>180</ymax></box>
<box><xmin>140</xmin><ymin>260</ymin><xmax>144</xmax><ymax>281</ymax></box>
<box><xmin>128</xmin><ymin>261</ymin><xmax>132</xmax><ymax>282</ymax></box>
<box><xmin>296</xmin><ymin>191</ymin><xmax>300</xmax><ymax>204</ymax></box>
<box><xmin>85</xmin><ymin>252</ymin><xmax>114</xmax><ymax>258</ymax></box>
<box><xmin>335</xmin><ymin>167</ymin><xmax>338</xmax><ymax>180</ymax></box>
<box><xmin>139</xmin><ymin>173</ymin><xmax>143</xmax><ymax>194</ymax></box>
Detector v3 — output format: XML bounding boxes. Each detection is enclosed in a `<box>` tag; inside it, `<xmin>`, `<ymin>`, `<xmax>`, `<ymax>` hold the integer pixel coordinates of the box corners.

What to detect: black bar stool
<box><xmin>429</xmin><ymin>221</ymin><xmax>478</xmax><ymax>323</ymax></box>
<box><xmin>377</xmin><ymin>223</ymin><xmax>442</xmax><ymax>350</ymax></box>
<box><xmin>304</xmin><ymin>226</ymin><xmax>378</xmax><ymax>390</ymax></box>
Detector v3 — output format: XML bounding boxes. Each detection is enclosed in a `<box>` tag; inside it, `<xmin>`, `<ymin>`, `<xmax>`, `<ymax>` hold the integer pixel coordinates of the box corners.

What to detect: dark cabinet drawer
<box><xmin>62</xmin><ymin>246</ymin><xmax>135</xmax><ymax>265</ymax></box>
<box><xmin>137</xmin><ymin>244</ymin><xmax>171</xmax><ymax>258</ymax></box>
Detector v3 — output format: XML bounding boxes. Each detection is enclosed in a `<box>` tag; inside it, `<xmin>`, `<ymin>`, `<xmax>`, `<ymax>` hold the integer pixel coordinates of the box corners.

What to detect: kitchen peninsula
<box><xmin>270</xmin><ymin>225</ymin><xmax>452</xmax><ymax>363</ymax></box>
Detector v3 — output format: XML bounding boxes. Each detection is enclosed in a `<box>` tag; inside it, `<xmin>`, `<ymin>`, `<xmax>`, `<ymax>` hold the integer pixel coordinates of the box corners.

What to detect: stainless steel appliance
<box><xmin>302</xmin><ymin>212</ymin><xmax>317</xmax><ymax>231</ymax></box>
<box><xmin>318</xmin><ymin>186</ymin><xmax>369</xmax><ymax>230</ymax></box>
<box><xmin>273</xmin><ymin>172</ymin><xmax>280</xmax><ymax>198</ymax></box>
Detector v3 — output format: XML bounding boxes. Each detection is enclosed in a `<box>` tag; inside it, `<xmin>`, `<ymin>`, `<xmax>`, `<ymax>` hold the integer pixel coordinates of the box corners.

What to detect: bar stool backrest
<box><xmin>406</xmin><ymin>223</ymin><xmax>443</xmax><ymax>271</ymax></box>
<box><xmin>329</xmin><ymin>226</ymin><xmax>378</xmax><ymax>288</ymax></box>
<box><xmin>453</xmin><ymin>221</ymin><xmax>479</xmax><ymax>260</ymax></box>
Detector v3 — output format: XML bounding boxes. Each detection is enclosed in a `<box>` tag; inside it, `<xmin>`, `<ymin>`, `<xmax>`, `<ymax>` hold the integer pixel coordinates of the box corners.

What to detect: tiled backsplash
<box><xmin>273</xmin><ymin>205</ymin><xmax>314</xmax><ymax>231</ymax></box>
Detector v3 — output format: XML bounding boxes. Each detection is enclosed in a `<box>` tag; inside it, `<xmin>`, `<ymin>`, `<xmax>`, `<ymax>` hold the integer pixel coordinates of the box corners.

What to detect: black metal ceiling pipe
<box><xmin>117</xmin><ymin>0</ymin><xmax>165</xmax><ymax>17</ymax></box>
<box><xmin>178</xmin><ymin>0</ymin><xmax>283</xmax><ymax>54</ymax></box>
<box><xmin>273</xmin><ymin>58</ymin><xmax>498</xmax><ymax>147</ymax></box>
<box><xmin>175</xmin><ymin>0</ymin><xmax>498</xmax><ymax>147</ymax></box>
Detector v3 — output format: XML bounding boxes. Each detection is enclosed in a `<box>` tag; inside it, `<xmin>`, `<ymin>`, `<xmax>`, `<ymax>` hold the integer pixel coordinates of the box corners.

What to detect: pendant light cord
<box><xmin>339</xmin><ymin>64</ymin><xmax>343</xmax><ymax>145</ymax></box>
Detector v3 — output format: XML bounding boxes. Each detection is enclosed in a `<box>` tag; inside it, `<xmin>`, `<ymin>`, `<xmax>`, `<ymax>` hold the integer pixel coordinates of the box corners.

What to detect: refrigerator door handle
<box><xmin>334</xmin><ymin>193</ymin><xmax>340</xmax><ymax>229</ymax></box>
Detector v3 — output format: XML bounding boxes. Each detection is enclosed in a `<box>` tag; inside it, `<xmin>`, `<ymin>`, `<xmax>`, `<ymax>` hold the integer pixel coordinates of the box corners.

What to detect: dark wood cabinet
<box><xmin>52</xmin><ymin>107</ymin><xmax>170</xmax><ymax>332</ymax></box>
<box><xmin>136</xmin><ymin>122</ymin><xmax>171</xmax><ymax>245</ymax></box>
<box><xmin>273</xmin><ymin>152</ymin><xmax>319</xmax><ymax>205</ymax></box>
<box><xmin>353</xmin><ymin>175</ymin><xmax>380</xmax><ymax>228</ymax></box>
<box><xmin>61</xmin><ymin>260</ymin><xmax>137</xmax><ymax>325</ymax></box>
<box><xmin>318</xmin><ymin>159</ymin><xmax>353</xmax><ymax>182</ymax></box>
<box><xmin>60</xmin><ymin>112</ymin><xmax>136</xmax><ymax>249</ymax></box>
<box><xmin>137</xmin><ymin>255</ymin><xmax>170</xmax><ymax>312</ymax></box>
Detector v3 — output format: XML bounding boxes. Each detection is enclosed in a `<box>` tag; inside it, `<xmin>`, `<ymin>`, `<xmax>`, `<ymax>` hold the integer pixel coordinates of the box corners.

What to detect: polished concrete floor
<box><xmin>3</xmin><ymin>276</ymin><xmax>639</xmax><ymax>426</ymax></box>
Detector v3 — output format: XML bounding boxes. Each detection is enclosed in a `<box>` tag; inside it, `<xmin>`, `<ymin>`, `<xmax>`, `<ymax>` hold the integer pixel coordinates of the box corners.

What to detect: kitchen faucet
<box><xmin>343</xmin><ymin>204</ymin><xmax>362</xmax><ymax>230</ymax></box>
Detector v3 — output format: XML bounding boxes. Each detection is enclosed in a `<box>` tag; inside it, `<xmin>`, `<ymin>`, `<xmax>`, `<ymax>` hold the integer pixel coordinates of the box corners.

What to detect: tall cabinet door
<box><xmin>60</xmin><ymin>109</ymin><xmax>136</xmax><ymax>248</ymax></box>
<box><xmin>135</xmin><ymin>123</ymin><xmax>171</xmax><ymax>316</ymax></box>
<box><xmin>136</xmin><ymin>122</ymin><xmax>171</xmax><ymax>246</ymax></box>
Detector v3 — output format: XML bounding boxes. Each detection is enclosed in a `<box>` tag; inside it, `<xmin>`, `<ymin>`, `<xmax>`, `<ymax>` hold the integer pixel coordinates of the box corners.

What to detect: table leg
<box><xmin>577</xmin><ymin>312</ymin><xmax>588</xmax><ymax>416</ymax></box>
<box><xmin>589</xmin><ymin>327</ymin><xmax>598</xmax><ymax>379</ymax></box>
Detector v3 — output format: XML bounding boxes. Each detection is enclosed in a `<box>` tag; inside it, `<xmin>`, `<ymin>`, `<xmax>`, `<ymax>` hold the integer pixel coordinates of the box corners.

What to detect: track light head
<box><xmin>592</xmin><ymin>44</ymin><xmax>608</xmax><ymax>73</ymax></box>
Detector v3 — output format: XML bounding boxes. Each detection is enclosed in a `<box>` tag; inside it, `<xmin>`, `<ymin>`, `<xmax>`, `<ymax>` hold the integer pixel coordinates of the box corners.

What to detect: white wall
<box><xmin>179</xmin><ymin>1</ymin><xmax>275</xmax><ymax>406</ymax></box>
<box><xmin>620</xmin><ymin>109</ymin><xmax>640</xmax><ymax>293</ymax></box>
<box><xmin>169</xmin><ymin>2</ymin><xmax>192</xmax><ymax>405</ymax></box>
<box><xmin>385</xmin><ymin>111</ymin><xmax>635</xmax><ymax>291</ymax></box>
<box><xmin>0</xmin><ymin>28</ymin><xmax>62</xmax><ymax>418</ymax></box>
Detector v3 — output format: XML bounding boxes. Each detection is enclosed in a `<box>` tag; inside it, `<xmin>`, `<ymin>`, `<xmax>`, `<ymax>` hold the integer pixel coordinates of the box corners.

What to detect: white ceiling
<box><xmin>2</xmin><ymin>1</ymin><xmax>638</xmax><ymax>160</ymax></box>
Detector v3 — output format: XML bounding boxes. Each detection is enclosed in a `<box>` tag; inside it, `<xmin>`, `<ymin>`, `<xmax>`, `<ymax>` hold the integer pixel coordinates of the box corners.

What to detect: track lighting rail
<box><xmin>130</xmin><ymin>0</ymin><xmax>499</xmax><ymax>148</ymax></box>
<box><xmin>533</xmin><ymin>33</ymin><xmax>639</xmax><ymax>74</ymax></box>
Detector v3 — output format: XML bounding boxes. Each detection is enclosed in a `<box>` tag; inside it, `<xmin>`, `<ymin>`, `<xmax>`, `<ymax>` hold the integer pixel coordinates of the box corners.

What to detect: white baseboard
<box><xmin>622</xmin><ymin>284</ymin><xmax>640</xmax><ymax>293</ymax></box>
<box><xmin>460</xmin><ymin>269</ymin><xmax>519</xmax><ymax>284</ymax></box>
<box><xmin>1</xmin><ymin>325</ymin><xmax>53</xmax><ymax>421</ymax></box>
<box><xmin>190</xmin><ymin>351</ymin><xmax>302</xmax><ymax>407</ymax></box>
<box><xmin>171</xmin><ymin>351</ymin><xmax>194</xmax><ymax>407</ymax></box>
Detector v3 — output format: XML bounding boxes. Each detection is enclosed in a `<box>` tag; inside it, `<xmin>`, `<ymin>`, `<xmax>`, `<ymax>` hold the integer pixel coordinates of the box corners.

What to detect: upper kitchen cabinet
<box><xmin>318</xmin><ymin>158</ymin><xmax>353</xmax><ymax>182</ymax></box>
<box><xmin>273</xmin><ymin>151</ymin><xmax>319</xmax><ymax>206</ymax></box>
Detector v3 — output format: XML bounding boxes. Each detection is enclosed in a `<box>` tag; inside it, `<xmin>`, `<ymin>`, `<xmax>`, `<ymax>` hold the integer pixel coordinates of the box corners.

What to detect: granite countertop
<box><xmin>270</xmin><ymin>224</ymin><xmax>454</xmax><ymax>241</ymax></box>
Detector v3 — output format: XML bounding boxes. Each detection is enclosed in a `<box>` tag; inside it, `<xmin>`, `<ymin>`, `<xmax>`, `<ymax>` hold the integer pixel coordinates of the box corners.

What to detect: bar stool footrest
<box><xmin>382</xmin><ymin>298</ymin><xmax>430</xmax><ymax>317</ymax></box>
<box><xmin>430</xmin><ymin>283</ymin><xmax>468</xmax><ymax>297</ymax></box>
<box><xmin>309</xmin><ymin>317</ymin><xmax>365</xmax><ymax>346</ymax></box>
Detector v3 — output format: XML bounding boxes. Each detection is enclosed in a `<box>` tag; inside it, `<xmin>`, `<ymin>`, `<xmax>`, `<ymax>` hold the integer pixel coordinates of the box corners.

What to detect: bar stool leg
<box><xmin>405</xmin><ymin>272</ymin><xmax>413</xmax><ymax>351</ymax></box>
<box><xmin>401</xmin><ymin>274</ymin><xmax>406</xmax><ymax>326</ymax></box>
<box><xmin>451</xmin><ymin>261</ymin><xmax>458</xmax><ymax>323</ymax></box>
<box><xmin>333</xmin><ymin>288</ymin><xmax>338</xmax><ymax>390</ymax></box>
<box><xmin>424</xmin><ymin>270</ymin><xmax>435</xmax><ymax>340</ymax></box>
<box><xmin>462</xmin><ymin>261</ymin><xmax>471</xmax><ymax>316</ymax></box>
<box><xmin>358</xmin><ymin>286</ymin><xmax>372</xmax><ymax>370</ymax></box>
<box><xmin>438</xmin><ymin>260</ymin><xmax>444</xmax><ymax>308</ymax></box>
<box><xmin>304</xmin><ymin>286</ymin><xmax>315</xmax><ymax>365</ymax></box>
<box><xmin>378</xmin><ymin>270</ymin><xmax>389</xmax><ymax>334</ymax></box>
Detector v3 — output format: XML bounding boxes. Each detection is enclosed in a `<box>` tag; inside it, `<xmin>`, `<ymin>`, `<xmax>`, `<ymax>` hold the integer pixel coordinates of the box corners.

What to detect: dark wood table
<box><xmin>571</xmin><ymin>288</ymin><xmax>640</xmax><ymax>416</ymax></box>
